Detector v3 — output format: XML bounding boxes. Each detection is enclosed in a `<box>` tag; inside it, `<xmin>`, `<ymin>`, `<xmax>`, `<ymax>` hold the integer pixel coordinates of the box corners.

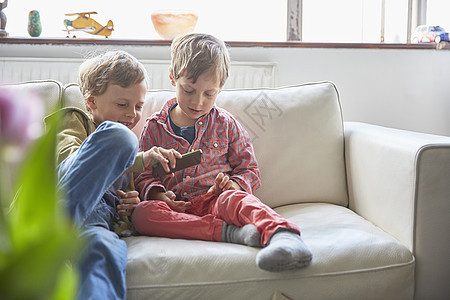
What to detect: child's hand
<box><xmin>153</xmin><ymin>190</ymin><xmax>191</xmax><ymax>213</ymax></box>
<box><xmin>116</xmin><ymin>190</ymin><xmax>141</xmax><ymax>216</ymax></box>
<box><xmin>207</xmin><ymin>172</ymin><xmax>241</xmax><ymax>196</ymax></box>
<box><xmin>143</xmin><ymin>146</ymin><xmax>182</xmax><ymax>172</ymax></box>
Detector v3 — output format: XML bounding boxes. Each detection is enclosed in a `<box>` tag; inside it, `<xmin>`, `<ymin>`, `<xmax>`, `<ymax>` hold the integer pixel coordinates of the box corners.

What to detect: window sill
<box><xmin>1</xmin><ymin>37</ymin><xmax>449</xmax><ymax>50</ymax></box>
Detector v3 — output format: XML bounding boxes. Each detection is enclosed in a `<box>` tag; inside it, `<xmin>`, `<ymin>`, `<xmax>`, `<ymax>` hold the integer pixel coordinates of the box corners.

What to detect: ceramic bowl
<box><xmin>151</xmin><ymin>10</ymin><xmax>198</xmax><ymax>40</ymax></box>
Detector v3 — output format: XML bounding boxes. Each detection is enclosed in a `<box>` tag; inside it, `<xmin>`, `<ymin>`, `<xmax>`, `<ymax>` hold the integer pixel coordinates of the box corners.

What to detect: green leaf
<box><xmin>8</xmin><ymin>116</ymin><xmax>60</xmax><ymax>250</ymax></box>
<box><xmin>50</xmin><ymin>262</ymin><xmax>79</xmax><ymax>300</ymax></box>
<box><xmin>0</xmin><ymin>226</ymin><xmax>83</xmax><ymax>300</ymax></box>
<box><xmin>0</xmin><ymin>109</ymin><xmax>84</xmax><ymax>300</ymax></box>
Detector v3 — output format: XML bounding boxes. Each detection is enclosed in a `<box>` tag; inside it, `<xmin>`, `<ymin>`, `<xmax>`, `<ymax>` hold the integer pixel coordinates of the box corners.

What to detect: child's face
<box><xmin>171</xmin><ymin>72</ymin><xmax>221</xmax><ymax>126</ymax></box>
<box><xmin>87</xmin><ymin>80</ymin><xmax>147</xmax><ymax>129</ymax></box>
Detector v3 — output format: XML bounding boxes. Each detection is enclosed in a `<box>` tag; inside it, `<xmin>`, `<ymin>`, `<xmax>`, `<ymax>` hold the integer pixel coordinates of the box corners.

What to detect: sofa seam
<box><xmin>127</xmin><ymin>258</ymin><xmax>415</xmax><ymax>291</ymax></box>
<box><xmin>412</xmin><ymin>144</ymin><xmax>450</xmax><ymax>256</ymax></box>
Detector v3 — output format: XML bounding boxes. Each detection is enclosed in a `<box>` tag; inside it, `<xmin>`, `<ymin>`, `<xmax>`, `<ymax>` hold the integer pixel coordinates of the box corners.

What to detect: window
<box><xmin>4</xmin><ymin>0</ymin><xmax>450</xmax><ymax>43</ymax></box>
<box><xmin>300</xmin><ymin>0</ymin><xmax>408</xmax><ymax>43</ymax></box>
<box><xmin>5</xmin><ymin>0</ymin><xmax>286</xmax><ymax>41</ymax></box>
<box><xmin>302</xmin><ymin>0</ymin><xmax>381</xmax><ymax>43</ymax></box>
<box><xmin>427</xmin><ymin>0</ymin><xmax>450</xmax><ymax>32</ymax></box>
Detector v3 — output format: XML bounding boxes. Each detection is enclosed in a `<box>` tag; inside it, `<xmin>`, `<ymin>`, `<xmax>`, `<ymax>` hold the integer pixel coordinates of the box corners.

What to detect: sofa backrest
<box><xmin>62</xmin><ymin>83</ymin><xmax>86</xmax><ymax>109</ymax></box>
<box><xmin>62</xmin><ymin>82</ymin><xmax>348</xmax><ymax>208</ymax></box>
<box><xmin>1</xmin><ymin>80</ymin><xmax>63</xmax><ymax>179</ymax></box>
<box><xmin>139</xmin><ymin>82</ymin><xmax>348</xmax><ymax>208</ymax></box>
<box><xmin>1</xmin><ymin>80</ymin><xmax>63</xmax><ymax>114</ymax></box>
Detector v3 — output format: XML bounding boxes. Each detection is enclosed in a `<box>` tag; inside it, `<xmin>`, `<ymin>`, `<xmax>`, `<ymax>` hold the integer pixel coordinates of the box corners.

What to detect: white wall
<box><xmin>229</xmin><ymin>47</ymin><xmax>450</xmax><ymax>137</ymax></box>
<box><xmin>1</xmin><ymin>43</ymin><xmax>449</xmax><ymax>136</ymax></box>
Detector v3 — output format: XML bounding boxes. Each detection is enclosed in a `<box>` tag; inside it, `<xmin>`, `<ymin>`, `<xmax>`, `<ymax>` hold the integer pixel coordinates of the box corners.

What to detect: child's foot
<box><xmin>256</xmin><ymin>231</ymin><xmax>312</xmax><ymax>272</ymax></box>
<box><xmin>222</xmin><ymin>222</ymin><xmax>261</xmax><ymax>247</ymax></box>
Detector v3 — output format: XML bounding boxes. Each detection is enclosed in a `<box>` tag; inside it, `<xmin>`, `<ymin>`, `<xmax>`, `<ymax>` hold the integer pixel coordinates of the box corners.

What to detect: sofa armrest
<box><xmin>344</xmin><ymin>121</ymin><xmax>450</xmax><ymax>299</ymax></box>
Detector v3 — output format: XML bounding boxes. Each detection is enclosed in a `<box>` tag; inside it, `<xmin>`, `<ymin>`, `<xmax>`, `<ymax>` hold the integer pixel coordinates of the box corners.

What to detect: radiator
<box><xmin>0</xmin><ymin>57</ymin><xmax>276</xmax><ymax>89</ymax></box>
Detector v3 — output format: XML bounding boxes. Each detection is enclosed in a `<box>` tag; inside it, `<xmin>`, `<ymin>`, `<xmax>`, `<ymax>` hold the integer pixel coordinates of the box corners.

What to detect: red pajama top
<box><xmin>135</xmin><ymin>98</ymin><xmax>261</xmax><ymax>202</ymax></box>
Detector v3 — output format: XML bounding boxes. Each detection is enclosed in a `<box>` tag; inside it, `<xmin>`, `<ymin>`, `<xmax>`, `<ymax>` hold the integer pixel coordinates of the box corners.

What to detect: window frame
<box><xmin>1</xmin><ymin>37</ymin><xmax>448</xmax><ymax>50</ymax></box>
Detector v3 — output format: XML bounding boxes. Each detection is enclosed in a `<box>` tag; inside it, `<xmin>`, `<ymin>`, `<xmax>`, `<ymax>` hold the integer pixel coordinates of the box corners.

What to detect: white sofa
<box><xmin>5</xmin><ymin>80</ymin><xmax>450</xmax><ymax>300</ymax></box>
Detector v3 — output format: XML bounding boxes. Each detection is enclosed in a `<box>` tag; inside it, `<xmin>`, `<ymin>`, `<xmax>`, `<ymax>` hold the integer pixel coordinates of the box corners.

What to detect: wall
<box><xmin>230</xmin><ymin>47</ymin><xmax>450</xmax><ymax>137</ymax></box>
<box><xmin>1</xmin><ymin>43</ymin><xmax>449</xmax><ymax>136</ymax></box>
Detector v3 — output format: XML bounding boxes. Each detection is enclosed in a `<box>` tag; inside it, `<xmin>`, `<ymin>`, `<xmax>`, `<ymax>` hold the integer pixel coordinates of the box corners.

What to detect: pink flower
<box><xmin>0</xmin><ymin>87</ymin><xmax>45</xmax><ymax>148</ymax></box>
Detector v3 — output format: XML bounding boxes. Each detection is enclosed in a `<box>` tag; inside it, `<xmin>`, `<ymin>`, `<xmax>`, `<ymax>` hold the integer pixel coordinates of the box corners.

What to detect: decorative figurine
<box><xmin>27</xmin><ymin>10</ymin><xmax>42</xmax><ymax>37</ymax></box>
<box><xmin>64</xmin><ymin>11</ymin><xmax>114</xmax><ymax>38</ymax></box>
<box><xmin>0</xmin><ymin>0</ymin><xmax>8</xmax><ymax>37</ymax></box>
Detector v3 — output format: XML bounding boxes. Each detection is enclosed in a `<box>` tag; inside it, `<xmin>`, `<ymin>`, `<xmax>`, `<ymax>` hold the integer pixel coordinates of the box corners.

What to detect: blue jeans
<box><xmin>57</xmin><ymin>121</ymin><xmax>138</xmax><ymax>300</ymax></box>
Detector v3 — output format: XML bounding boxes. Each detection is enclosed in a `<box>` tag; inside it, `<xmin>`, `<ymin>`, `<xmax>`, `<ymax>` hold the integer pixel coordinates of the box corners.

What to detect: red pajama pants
<box><xmin>132</xmin><ymin>190</ymin><xmax>300</xmax><ymax>246</ymax></box>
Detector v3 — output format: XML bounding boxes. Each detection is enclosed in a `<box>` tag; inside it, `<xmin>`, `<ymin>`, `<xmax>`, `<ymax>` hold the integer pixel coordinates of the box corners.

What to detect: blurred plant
<box><xmin>0</xmin><ymin>88</ymin><xmax>84</xmax><ymax>300</ymax></box>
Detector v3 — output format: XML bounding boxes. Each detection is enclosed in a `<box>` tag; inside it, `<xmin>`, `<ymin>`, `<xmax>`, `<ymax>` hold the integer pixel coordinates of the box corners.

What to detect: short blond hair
<box><xmin>170</xmin><ymin>33</ymin><xmax>230</xmax><ymax>87</ymax></box>
<box><xmin>78</xmin><ymin>50</ymin><xmax>148</xmax><ymax>101</ymax></box>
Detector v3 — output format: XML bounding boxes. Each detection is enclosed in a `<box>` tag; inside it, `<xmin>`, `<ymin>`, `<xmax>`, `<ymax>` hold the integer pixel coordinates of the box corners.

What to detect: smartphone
<box><xmin>152</xmin><ymin>149</ymin><xmax>203</xmax><ymax>179</ymax></box>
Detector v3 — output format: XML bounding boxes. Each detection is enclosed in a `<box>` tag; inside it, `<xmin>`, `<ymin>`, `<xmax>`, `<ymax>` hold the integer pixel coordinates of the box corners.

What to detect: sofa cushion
<box><xmin>125</xmin><ymin>203</ymin><xmax>414</xmax><ymax>299</ymax></box>
<box><xmin>136</xmin><ymin>82</ymin><xmax>348</xmax><ymax>208</ymax></box>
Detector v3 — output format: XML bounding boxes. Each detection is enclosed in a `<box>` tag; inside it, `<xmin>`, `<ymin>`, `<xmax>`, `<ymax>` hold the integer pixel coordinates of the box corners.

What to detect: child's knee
<box><xmin>100</xmin><ymin>121</ymin><xmax>138</xmax><ymax>151</ymax></box>
<box><xmin>94</xmin><ymin>122</ymin><xmax>138</xmax><ymax>168</ymax></box>
<box><xmin>217</xmin><ymin>190</ymin><xmax>250</xmax><ymax>207</ymax></box>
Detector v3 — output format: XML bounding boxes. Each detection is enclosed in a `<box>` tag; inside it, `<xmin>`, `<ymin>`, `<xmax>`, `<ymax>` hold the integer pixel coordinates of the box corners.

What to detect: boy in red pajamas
<box><xmin>132</xmin><ymin>33</ymin><xmax>312</xmax><ymax>272</ymax></box>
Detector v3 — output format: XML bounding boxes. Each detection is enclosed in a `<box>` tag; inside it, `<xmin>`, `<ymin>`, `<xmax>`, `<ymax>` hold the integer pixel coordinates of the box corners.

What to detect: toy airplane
<box><xmin>64</xmin><ymin>11</ymin><xmax>114</xmax><ymax>38</ymax></box>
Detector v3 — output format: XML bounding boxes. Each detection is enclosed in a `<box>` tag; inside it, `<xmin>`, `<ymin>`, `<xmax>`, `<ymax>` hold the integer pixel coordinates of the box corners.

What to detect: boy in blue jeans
<box><xmin>133</xmin><ymin>33</ymin><xmax>312</xmax><ymax>272</ymax></box>
<box><xmin>46</xmin><ymin>50</ymin><xmax>180</xmax><ymax>299</ymax></box>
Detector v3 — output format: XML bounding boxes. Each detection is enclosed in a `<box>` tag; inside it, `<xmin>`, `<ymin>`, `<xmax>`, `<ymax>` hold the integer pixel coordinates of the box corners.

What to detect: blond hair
<box><xmin>78</xmin><ymin>50</ymin><xmax>148</xmax><ymax>107</ymax></box>
<box><xmin>170</xmin><ymin>33</ymin><xmax>230</xmax><ymax>87</ymax></box>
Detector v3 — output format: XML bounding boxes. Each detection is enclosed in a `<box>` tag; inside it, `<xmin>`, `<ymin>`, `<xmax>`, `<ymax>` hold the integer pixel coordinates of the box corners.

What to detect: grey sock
<box><xmin>256</xmin><ymin>231</ymin><xmax>312</xmax><ymax>272</ymax></box>
<box><xmin>222</xmin><ymin>222</ymin><xmax>261</xmax><ymax>248</ymax></box>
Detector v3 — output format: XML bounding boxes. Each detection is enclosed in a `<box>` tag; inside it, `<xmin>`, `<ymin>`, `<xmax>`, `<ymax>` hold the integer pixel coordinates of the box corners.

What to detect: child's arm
<box><xmin>126</xmin><ymin>146</ymin><xmax>182</xmax><ymax>173</ymax></box>
<box><xmin>134</xmin><ymin>119</ymin><xmax>178</xmax><ymax>202</ymax></box>
<box><xmin>143</xmin><ymin>146</ymin><xmax>181</xmax><ymax>171</ymax></box>
<box><xmin>116</xmin><ymin>188</ymin><xmax>190</xmax><ymax>216</ymax></box>
<box><xmin>45</xmin><ymin>109</ymin><xmax>91</xmax><ymax>166</ymax></box>
<box><xmin>226</xmin><ymin>117</ymin><xmax>261</xmax><ymax>194</ymax></box>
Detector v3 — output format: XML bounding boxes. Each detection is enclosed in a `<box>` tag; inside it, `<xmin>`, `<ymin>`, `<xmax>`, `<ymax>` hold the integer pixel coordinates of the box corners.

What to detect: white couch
<box><xmin>5</xmin><ymin>80</ymin><xmax>450</xmax><ymax>299</ymax></box>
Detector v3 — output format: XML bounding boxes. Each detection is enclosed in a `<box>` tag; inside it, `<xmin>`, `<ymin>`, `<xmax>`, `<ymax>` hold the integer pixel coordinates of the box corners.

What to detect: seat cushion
<box><xmin>136</xmin><ymin>82</ymin><xmax>348</xmax><ymax>208</ymax></box>
<box><xmin>125</xmin><ymin>203</ymin><xmax>414</xmax><ymax>300</ymax></box>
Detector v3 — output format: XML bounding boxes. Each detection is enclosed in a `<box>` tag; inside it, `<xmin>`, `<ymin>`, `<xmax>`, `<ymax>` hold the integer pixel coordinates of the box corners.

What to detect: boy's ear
<box><xmin>168</xmin><ymin>69</ymin><xmax>176</xmax><ymax>87</ymax></box>
<box><xmin>86</xmin><ymin>95</ymin><xmax>97</xmax><ymax>110</ymax></box>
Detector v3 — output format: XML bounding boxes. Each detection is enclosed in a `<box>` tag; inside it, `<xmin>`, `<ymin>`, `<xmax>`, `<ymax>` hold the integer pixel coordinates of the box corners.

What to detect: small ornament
<box><xmin>0</xmin><ymin>0</ymin><xmax>8</xmax><ymax>37</ymax></box>
<box><xmin>28</xmin><ymin>10</ymin><xmax>42</xmax><ymax>37</ymax></box>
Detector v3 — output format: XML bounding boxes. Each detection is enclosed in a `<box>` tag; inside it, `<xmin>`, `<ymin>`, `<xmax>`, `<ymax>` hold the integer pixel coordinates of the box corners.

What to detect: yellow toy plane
<box><xmin>64</xmin><ymin>11</ymin><xmax>114</xmax><ymax>38</ymax></box>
